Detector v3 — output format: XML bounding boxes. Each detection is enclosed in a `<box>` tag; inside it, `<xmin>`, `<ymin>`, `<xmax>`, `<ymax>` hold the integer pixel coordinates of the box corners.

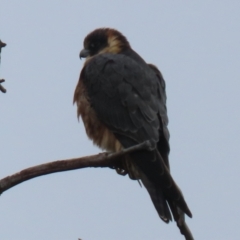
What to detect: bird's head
<box><xmin>79</xmin><ymin>28</ymin><xmax>130</xmax><ymax>59</ymax></box>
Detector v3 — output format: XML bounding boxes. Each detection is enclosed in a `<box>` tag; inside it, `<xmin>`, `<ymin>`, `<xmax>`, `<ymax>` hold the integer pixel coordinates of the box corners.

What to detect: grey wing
<box><xmin>148</xmin><ymin>63</ymin><xmax>170</xmax><ymax>169</ymax></box>
<box><xmin>82</xmin><ymin>53</ymin><xmax>162</xmax><ymax>146</ymax></box>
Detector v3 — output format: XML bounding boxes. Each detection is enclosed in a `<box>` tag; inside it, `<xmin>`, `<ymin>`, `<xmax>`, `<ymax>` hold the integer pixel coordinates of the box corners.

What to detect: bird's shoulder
<box><xmin>82</xmin><ymin>52</ymin><xmax>161</xmax><ymax>104</ymax></box>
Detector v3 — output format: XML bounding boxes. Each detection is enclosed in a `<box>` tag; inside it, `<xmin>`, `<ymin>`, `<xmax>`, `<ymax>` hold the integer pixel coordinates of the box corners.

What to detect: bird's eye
<box><xmin>90</xmin><ymin>43</ymin><xmax>95</xmax><ymax>49</ymax></box>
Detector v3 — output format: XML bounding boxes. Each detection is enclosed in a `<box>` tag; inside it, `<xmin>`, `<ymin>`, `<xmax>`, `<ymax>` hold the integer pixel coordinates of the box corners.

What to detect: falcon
<box><xmin>74</xmin><ymin>28</ymin><xmax>194</xmax><ymax>240</ymax></box>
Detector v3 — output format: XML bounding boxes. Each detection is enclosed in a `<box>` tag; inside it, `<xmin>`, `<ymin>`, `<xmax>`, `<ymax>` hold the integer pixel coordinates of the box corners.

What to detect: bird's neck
<box><xmin>121</xmin><ymin>48</ymin><xmax>147</xmax><ymax>65</ymax></box>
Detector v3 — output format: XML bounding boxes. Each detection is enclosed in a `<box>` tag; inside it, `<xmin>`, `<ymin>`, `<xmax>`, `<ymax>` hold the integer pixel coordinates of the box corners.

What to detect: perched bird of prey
<box><xmin>74</xmin><ymin>28</ymin><xmax>194</xmax><ymax>240</ymax></box>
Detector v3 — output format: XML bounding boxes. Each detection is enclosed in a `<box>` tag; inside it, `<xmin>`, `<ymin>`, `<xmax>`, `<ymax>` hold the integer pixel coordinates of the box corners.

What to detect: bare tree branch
<box><xmin>0</xmin><ymin>40</ymin><xmax>7</xmax><ymax>93</ymax></box>
<box><xmin>0</xmin><ymin>79</ymin><xmax>6</xmax><ymax>93</ymax></box>
<box><xmin>0</xmin><ymin>140</ymin><xmax>151</xmax><ymax>195</ymax></box>
<box><xmin>0</xmin><ymin>40</ymin><xmax>6</xmax><ymax>49</ymax></box>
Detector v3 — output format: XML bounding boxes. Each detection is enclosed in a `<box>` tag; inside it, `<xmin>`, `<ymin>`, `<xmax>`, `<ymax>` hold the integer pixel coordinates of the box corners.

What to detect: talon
<box><xmin>116</xmin><ymin>168</ymin><xmax>128</xmax><ymax>176</ymax></box>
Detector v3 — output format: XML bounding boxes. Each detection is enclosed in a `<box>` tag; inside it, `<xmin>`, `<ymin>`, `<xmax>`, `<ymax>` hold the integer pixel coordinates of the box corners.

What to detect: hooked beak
<box><xmin>79</xmin><ymin>49</ymin><xmax>90</xmax><ymax>59</ymax></box>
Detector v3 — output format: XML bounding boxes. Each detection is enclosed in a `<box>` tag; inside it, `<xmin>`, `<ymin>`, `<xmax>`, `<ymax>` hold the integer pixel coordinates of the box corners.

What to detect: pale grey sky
<box><xmin>1</xmin><ymin>1</ymin><xmax>240</xmax><ymax>239</ymax></box>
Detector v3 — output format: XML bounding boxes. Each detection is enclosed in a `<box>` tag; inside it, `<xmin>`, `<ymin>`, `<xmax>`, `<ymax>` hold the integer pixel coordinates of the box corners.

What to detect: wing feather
<box><xmin>82</xmin><ymin>53</ymin><xmax>161</xmax><ymax>144</ymax></box>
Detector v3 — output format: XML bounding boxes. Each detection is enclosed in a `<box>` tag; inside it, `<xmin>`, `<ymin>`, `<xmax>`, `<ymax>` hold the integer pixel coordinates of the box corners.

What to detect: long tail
<box><xmin>130</xmin><ymin>149</ymin><xmax>194</xmax><ymax>240</ymax></box>
<box><xmin>140</xmin><ymin>171</ymin><xmax>194</xmax><ymax>240</ymax></box>
<box><xmin>140</xmin><ymin>171</ymin><xmax>172</xmax><ymax>222</ymax></box>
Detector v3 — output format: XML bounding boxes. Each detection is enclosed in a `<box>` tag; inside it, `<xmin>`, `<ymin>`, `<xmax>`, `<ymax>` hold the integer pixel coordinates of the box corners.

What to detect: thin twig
<box><xmin>0</xmin><ymin>141</ymin><xmax>151</xmax><ymax>195</ymax></box>
<box><xmin>0</xmin><ymin>79</ymin><xmax>6</xmax><ymax>93</ymax></box>
<box><xmin>0</xmin><ymin>40</ymin><xmax>7</xmax><ymax>93</ymax></box>
<box><xmin>0</xmin><ymin>40</ymin><xmax>6</xmax><ymax>49</ymax></box>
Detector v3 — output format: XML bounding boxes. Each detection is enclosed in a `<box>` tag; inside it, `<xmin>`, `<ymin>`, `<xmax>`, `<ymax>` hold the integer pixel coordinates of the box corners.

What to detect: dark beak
<box><xmin>79</xmin><ymin>49</ymin><xmax>90</xmax><ymax>59</ymax></box>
